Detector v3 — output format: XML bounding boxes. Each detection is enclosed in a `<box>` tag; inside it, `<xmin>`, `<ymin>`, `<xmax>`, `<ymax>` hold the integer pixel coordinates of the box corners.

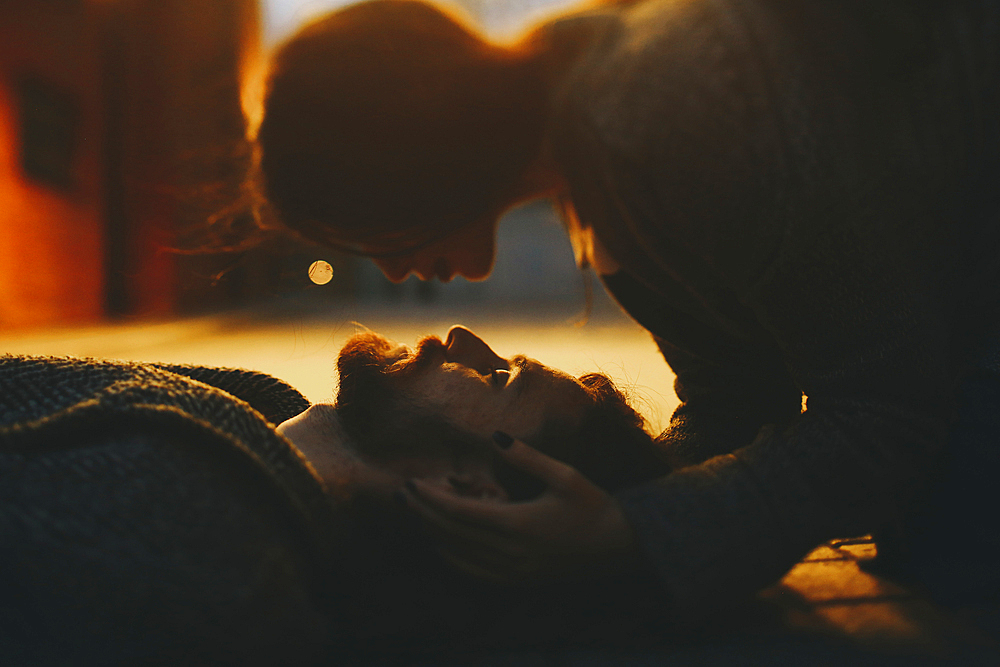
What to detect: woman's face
<box><xmin>371</xmin><ymin>216</ymin><xmax>499</xmax><ymax>283</ymax></box>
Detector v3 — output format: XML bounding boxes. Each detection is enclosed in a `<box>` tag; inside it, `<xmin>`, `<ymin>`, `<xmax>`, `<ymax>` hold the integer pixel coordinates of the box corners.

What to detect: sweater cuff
<box><xmin>615</xmin><ymin>451</ymin><xmax>810</xmax><ymax>624</ymax></box>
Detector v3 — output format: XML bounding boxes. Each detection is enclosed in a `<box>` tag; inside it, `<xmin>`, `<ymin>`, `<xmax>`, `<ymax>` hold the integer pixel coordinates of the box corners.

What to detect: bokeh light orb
<box><xmin>308</xmin><ymin>260</ymin><xmax>334</xmax><ymax>285</ymax></box>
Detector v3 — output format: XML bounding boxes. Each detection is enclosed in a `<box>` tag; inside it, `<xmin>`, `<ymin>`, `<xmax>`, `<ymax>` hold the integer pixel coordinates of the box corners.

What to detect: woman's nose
<box><xmin>444</xmin><ymin>326</ymin><xmax>506</xmax><ymax>375</ymax></box>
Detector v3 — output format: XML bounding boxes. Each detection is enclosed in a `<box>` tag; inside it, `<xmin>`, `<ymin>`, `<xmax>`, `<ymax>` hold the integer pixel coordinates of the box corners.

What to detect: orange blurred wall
<box><xmin>0</xmin><ymin>0</ymin><xmax>257</xmax><ymax>330</ymax></box>
<box><xmin>0</xmin><ymin>1</ymin><xmax>106</xmax><ymax>328</ymax></box>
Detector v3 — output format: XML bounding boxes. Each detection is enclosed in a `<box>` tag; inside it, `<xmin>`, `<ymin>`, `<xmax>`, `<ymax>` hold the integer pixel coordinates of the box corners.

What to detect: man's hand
<box><xmin>400</xmin><ymin>432</ymin><xmax>642</xmax><ymax>584</ymax></box>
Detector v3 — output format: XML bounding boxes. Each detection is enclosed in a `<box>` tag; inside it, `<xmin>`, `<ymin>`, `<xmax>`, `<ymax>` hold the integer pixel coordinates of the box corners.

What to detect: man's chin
<box><xmin>334</xmin><ymin>331</ymin><xmax>445</xmax><ymax>424</ymax></box>
<box><xmin>335</xmin><ymin>332</ymin><xmax>396</xmax><ymax>411</ymax></box>
<box><xmin>336</xmin><ymin>331</ymin><xmax>444</xmax><ymax>376</ymax></box>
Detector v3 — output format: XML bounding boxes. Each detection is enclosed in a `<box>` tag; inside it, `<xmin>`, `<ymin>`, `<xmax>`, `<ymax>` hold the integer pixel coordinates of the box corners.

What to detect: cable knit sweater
<box><xmin>547</xmin><ymin>0</ymin><xmax>1000</xmax><ymax>619</ymax></box>
<box><xmin>0</xmin><ymin>355</ymin><xmax>337</xmax><ymax>664</ymax></box>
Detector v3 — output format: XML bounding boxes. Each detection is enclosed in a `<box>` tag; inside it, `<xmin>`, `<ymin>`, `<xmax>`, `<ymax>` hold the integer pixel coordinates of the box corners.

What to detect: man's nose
<box><xmin>444</xmin><ymin>326</ymin><xmax>506</xmax><ymax>375</ymax></box>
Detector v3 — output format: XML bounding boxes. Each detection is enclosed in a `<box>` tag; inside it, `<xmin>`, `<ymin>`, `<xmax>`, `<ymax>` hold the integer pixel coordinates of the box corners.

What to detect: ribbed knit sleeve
<box><xmin>550</xmin><ymin>0</ymin><xmax>999</xmax><ymax>621</ymax></box>
<box><xmin>0</xmin><ymin>355</ymin><xmax>336</xmax><ymax>572</ymax></box>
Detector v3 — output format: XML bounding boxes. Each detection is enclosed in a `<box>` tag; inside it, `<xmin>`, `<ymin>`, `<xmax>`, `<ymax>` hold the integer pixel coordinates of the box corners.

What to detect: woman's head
<box><xmin>256</xmin><ymin>0</ymin><xmax>550</xmax><ymax>279</ymax></box>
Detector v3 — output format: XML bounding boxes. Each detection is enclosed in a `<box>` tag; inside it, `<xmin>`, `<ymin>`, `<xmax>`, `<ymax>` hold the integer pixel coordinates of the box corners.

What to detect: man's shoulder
<box><xmin>0</xmin><ymin>354</ymin><xmax>336</xmax><ymax>558</ymax></box>
<box><xmin>0</xmin><ymin>355</ymin><xmax>309</xmax><ymax>426</ymax></box>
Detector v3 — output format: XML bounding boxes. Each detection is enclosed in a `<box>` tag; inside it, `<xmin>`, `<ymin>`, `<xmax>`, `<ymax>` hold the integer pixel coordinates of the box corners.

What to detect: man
<box><xmin>0</xmin><ymin>327</ymin><xmax>668</xmax><ymax>663</ymax></box>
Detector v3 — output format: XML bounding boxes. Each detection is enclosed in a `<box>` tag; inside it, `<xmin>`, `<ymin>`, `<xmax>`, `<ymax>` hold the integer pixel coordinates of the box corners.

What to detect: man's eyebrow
<box><xmin>511</xmin><ymin>356</ymin><xmax>529</xmax><ymax>397</ymax></box>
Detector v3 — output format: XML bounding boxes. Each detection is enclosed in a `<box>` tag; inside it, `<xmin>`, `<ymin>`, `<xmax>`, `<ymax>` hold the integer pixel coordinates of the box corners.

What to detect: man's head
<box><xmin>280</xmin><ymin>326</ymin><xmax>669</xmax><ymax>501</ymax></box>
<box><xmin>257</xmin><ymin>0</ymin><xmax>551</xmax><ymax>281</ymax></box>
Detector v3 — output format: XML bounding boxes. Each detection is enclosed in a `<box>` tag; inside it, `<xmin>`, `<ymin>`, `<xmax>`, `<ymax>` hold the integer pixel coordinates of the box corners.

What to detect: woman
<box><xmin>253</xmin><ymin>0</ymin><xmax>1000</xmax><ymax>618</ymax></box>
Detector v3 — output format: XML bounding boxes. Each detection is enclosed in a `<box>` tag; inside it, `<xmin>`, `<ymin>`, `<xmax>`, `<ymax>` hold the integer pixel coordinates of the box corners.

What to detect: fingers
<box><xmin>492</xmin><ymin>431</ymin><xmax>578</xmax><ymax>492</ymax></box>
<box><xmin>392</xmin><ymin>434</ymin><xmax>597</xmax><ymax>585</ymax></box>
<box><xmin>404</xmin><ymin>477</ymin><xmax>516</xmax><ymax>533</ymax></box>
<box><xmin>401</xmin><ymin>479</ymin><xmax>525</xmax><ymax>574</ymax></box>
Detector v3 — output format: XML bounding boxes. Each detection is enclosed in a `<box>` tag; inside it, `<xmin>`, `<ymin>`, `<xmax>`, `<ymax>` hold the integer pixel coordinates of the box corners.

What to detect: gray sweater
<box><xmin>549</xmin><ymin>0</ymin><xmax>1000</xmax><ymax>619</ymax></box>
<box><xmin>0</xmin><ymin>355</ymin><xmax>337</xmax><ymax>665</ymax></box>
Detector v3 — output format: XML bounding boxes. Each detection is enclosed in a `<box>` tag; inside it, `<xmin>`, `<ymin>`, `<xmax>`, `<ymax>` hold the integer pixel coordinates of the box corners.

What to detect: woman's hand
<box><xmin>400</xmin><ymin>432</ymin><xmax>642</xmax><ymax>584</ymax></box>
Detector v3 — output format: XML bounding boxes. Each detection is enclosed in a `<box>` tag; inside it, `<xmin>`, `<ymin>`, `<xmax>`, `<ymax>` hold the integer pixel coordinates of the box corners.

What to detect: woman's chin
<box><xmin>455</xmin><ymin>264</ymin><xmax>493</xmax><ymax>282</ymax></box>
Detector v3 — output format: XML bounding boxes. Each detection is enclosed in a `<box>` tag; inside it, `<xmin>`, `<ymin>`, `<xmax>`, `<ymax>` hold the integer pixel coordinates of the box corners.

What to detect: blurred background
<box><xmin>0</xmin><ymin>0</ymin><xmax>678</xmax><ymax>430</ymax></box>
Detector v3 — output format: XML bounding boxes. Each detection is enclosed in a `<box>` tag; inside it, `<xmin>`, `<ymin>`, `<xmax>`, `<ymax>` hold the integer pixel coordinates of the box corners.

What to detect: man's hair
<box><xmin>524</xmin><ymin>372</ymin><xmax>672</xmax><ymax>493</ymax></box>
<box><xmin>256</xmin><ymin>0</ymin><xmax>546</xmax><ymax>253</ymax></box>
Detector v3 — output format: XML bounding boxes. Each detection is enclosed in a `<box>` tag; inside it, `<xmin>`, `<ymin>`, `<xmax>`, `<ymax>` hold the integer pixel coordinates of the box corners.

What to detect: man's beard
<box><xmin>333</xmin><ymin>331</ymin><xmax>463</xmax><ymax>462</ymax></box>
<box><xmin>335</xmin><ymin>331</ymin><xmax>444</xmax><ymax>386</ymax></box>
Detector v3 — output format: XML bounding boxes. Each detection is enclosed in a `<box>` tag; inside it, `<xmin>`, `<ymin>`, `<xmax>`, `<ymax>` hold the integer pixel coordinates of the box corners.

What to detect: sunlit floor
<box><xmin>0</xmin><ymin>296</ymin><xmax>679</xmax><ymax>434</ymax></box>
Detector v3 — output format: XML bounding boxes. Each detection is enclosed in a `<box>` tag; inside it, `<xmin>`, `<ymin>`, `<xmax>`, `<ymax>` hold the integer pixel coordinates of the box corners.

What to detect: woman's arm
<box><xmin>401</xmin><ymin>432</ymin><xmax>646</xmax><ymax>584</ymax></box>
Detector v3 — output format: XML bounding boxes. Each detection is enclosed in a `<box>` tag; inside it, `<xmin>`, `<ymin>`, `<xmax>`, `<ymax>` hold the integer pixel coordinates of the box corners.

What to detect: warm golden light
<box><xmin>308</xmin><ymin>260</ymin><xmax>334</xmax><ymax>285</ymax></box>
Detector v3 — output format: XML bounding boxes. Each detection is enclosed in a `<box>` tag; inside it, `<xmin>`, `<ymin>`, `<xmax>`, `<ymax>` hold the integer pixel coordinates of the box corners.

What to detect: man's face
<box><xmin>337</xmin><ymin>326</ymin><xmax>594</xmax><ymax>445</ymax></box>
<box><xmin>279</xmin><ymin>326</ymin><xmax>597</xmax><ymax>503</ymax></box>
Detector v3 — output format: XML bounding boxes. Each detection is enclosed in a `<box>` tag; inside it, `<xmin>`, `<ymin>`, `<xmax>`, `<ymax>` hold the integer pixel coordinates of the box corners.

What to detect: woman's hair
<box><xmin>256</xmin><ymin>0</ymin><xmax>547</xmax><ymax>254</ymax></box>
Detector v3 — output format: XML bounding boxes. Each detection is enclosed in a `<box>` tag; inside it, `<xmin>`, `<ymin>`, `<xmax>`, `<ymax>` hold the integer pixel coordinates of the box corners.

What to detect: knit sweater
<box><xmin>548</xmin><ymin>0</ymin><xmax>1000</xmax><ymax>620</ymax></box>
<box><xmin>0</xmin><ymin>355</ymin><xmax>337</xmax><ymax>664</ymax></box>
